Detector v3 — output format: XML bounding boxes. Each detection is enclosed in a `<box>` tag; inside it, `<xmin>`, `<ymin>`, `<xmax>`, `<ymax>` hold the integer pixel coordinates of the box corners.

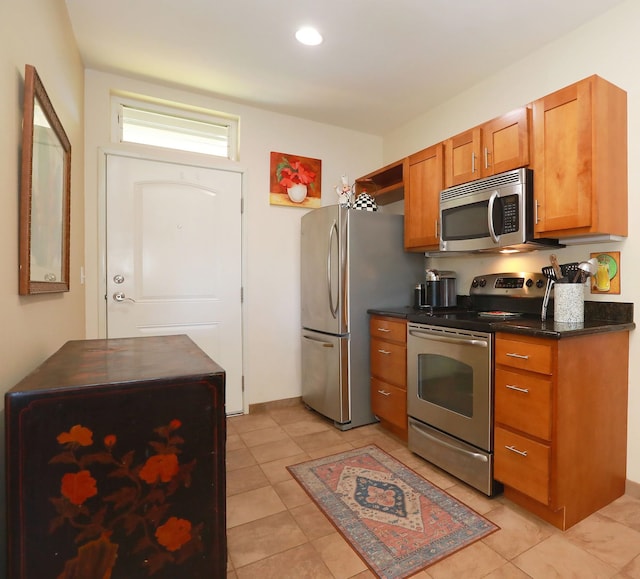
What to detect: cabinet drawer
<box><xmin>371</xmin><ymin>378</ymin><xmax>407</xmax><ymax>431</ymax></box>
<box><xmin>495</xmin><ymin>368</ymin><xmax>552</xmax><ymax>440</ymax></box>
<box><xmin>494</xmin><ymin>427</ymin><xmax>550</xmax><ymax>505</ymax></box>
<box><xmin>370</xmin><ymin>338</ymin><xmax>406</xmax><ymax>386</ymax></box>
<box><xmin>495</xmin><ymin>335</ymin><xmax>553</xmax><ymax>375</ymax></box>
<box><xmin>370</xmin><ymin>317</ymin><xmax>406</xmax><ymax>343</ymax></box>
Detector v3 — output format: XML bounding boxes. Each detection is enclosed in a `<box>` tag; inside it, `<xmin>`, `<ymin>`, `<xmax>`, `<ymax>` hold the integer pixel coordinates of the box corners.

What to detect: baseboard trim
<box><xmin>626</xmin><ymin>478</ymin><xmax>640</xmax><ymax>499</ymax></box>
<box><xmin>248</xmin><ymin>396</ymin><xmax>303</xmax><ymax>414</ymax></box>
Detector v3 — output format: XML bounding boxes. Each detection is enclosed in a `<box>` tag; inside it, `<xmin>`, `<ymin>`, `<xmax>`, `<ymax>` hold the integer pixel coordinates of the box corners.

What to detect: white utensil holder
<box><xmin>554</xmin><ymin>283</ymin><xmax>584</xmax><ymax>323</ymax></box>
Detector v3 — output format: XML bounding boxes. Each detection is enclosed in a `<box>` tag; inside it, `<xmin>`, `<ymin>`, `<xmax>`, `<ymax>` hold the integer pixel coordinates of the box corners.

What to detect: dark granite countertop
<box><xmin>368</xmin><ymin>302</ymin><xmax>635</xmax><ymax>339</ymax></box>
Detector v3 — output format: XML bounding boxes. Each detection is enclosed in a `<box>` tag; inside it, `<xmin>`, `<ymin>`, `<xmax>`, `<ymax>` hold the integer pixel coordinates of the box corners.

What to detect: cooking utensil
<box><xmin>550</xmin><ymin>254</ymin><xmax>565</xmax><ymax>282</ymax></box>
<box><xmin>573</xmin><ymin>258</ymin><xmax>598</xmax><ymax>283</ymax></box>
<box><xmin>541</xmin><ymin>277</ymin><xmax>555</xmax><ymax>321</ymax></box>
<box><xmin>560</xmin><ymin>262</ymin><xmax>579</xmax><ymax>280</ymax></box>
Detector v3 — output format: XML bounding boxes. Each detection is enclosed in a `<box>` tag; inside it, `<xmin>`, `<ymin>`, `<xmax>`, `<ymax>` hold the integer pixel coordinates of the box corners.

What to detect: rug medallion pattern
<box><xmin>288</xmin><ymin>445</ymin><xmax>498</xmax><ymax>579</ymax></box>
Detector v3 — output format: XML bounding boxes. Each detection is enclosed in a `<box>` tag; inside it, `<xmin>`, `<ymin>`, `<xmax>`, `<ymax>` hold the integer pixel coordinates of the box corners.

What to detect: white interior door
<box><xmin>105</xmin><ymin>153</ymin><xmax>243</xmax><ymax>414</ymax></box>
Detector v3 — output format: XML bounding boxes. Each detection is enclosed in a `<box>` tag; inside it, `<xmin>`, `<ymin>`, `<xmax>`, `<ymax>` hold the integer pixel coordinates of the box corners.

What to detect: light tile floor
<box><xmin>226</xmin><ymin>402</ymin><xmax>640</xmax><ymax>578</ymax></box>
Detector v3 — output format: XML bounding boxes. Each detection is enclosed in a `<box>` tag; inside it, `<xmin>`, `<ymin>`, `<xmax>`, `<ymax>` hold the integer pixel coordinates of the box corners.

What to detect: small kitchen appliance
<box><xmin>439</xmin><ymin>168</ymin><xmax>562</xmax><ymax>253</ymax></box>
<box><xmin>415</xmin><ymin>270</ymin><xmax>457</xmax><ymax>308</ymax></box>
<box><xmin>406</xmin><ymin>271</ymin><xmax>547</xmax><ymax>496</ymax></box>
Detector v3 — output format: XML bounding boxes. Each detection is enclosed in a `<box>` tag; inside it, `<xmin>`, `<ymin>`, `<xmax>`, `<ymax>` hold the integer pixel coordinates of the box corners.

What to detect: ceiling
<box><xmin>64</xmin><ymin>0</ymin><xmax>625</xmax><ymax>135</ymax></box>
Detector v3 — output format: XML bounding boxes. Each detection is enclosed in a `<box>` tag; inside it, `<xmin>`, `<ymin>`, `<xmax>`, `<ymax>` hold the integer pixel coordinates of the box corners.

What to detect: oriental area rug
<box><xmin>287</xmin><ymin>445</ymin><xmax>498</xmax><ymax>579</ymax></box>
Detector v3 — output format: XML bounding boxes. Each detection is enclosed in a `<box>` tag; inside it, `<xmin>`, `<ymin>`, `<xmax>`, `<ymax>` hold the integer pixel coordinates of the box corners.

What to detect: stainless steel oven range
<box><xmin>406</xmin><ymin>271</ymin><xmax>547</xmax><ymax>496</ymax></box>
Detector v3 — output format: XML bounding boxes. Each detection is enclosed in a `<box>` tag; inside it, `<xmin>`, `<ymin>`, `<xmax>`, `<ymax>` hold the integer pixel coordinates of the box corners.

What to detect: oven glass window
<box><xmin>416</xmin><ymin>353</ymin><xmax>473</xmax><ymax>417</ymax></box>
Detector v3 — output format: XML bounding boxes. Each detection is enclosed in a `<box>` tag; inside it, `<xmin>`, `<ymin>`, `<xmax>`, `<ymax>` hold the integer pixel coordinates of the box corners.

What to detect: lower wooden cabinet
<box><xmin>370</xmin><ymin>378</ymin><xmax>407</xmax><ymax>434</ymax></box>
<box><xmin>369</xmin><ymin>315</ymin><xmax>408</xmax><ymax>439</ymax></box>
<box><xmin>494</xmin><ymin>426</ymin><xmax>551</xmax><ymax>506</ymax></box>
<box><xmin>494</xmin><ymin>331</ymin><xmax>629</xmax><ymax>530</ymax></box>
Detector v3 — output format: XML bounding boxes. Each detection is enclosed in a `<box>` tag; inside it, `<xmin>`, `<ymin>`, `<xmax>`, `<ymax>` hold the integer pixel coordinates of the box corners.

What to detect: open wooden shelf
<box><xmin>355</xmin><ymin>159</ymin><xmax>404</xmax><ymax>205</ymax></box>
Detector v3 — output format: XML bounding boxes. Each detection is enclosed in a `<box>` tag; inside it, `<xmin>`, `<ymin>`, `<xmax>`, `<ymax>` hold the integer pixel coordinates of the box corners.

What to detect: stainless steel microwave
<box><xmin>439</xmin><ymin>168</ymin><xmax>561</xmax><ymax>253</ymax></box>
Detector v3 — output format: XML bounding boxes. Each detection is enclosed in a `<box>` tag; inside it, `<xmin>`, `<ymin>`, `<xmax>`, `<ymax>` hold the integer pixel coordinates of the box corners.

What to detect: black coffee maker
<box><xmin>414</xmin><ymin>270</ymin><xmax>457</xmax><ymax>308</ymax></box>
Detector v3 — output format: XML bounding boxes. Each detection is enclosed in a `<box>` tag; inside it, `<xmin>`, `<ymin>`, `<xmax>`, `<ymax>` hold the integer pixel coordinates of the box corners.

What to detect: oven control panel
<box><xmin>470</xmin><ymin>272</ymin><xmax>547</xmax><ymax>298</ymax></box>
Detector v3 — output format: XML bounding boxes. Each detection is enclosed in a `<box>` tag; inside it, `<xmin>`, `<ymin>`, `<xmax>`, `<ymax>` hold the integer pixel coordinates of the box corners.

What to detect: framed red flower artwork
<box><xmin>270</xmin><ymin>151</ymin><xmax>322</xmax><ymax>208</ymax></box>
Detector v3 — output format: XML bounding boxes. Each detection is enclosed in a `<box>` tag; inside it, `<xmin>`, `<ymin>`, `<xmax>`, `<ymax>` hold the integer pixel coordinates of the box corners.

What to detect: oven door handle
<box><xmin>408</xmin><ymin>329</ymin><xmax>488</xmax><ymax>348</ymax></box>
<box><xmin>409</xmin><ymin>421</ymin><xmax>489</xmax><ymax>462</ymax></box>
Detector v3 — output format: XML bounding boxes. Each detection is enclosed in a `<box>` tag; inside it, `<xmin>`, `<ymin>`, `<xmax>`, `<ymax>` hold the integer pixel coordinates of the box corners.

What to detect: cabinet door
<box><xmin>533</xmin><ymin>75</ymin><xmax>627</xmax><ymax>238</ymax></box>
<box><xmin>495</xmin><ymin>334</ymin><xmax>553</xmax><ymax>375</ymax></box>
<box><xmin>532</xmin><ymin>79</ymin><xmax>592</xmax><ymax>235</ymax></box>
<box><xmin>444</xmin><ymin>127</ymin><xmax>481</xmax><ymax>187</ymax></box>
<box><xmin>405</xmin><ymin>143</ymin><xmax>443</xmax><ymax>251</ymax></box>
<box><xmin>495</xmin><ymin>368</ymin><xmax>552</xmax><ymax>440</ymax></box>
<box><xmin>495</xmin><ymin>427</ymin><xmax>551</xmax><ymax>505</ymax></box>
<box><xmin>481</xmin><ymin>107</ymin><xmax>530</xmax><ymax>177</ymax></box>
<box><xmin>370</xmin><ymin>378</ymin><xmax>407</xmax><ymax>431</ymax></box>
<box><xmin>370</xmin><ymin>337</ymin><xmax>406</xmax><ymax>387</ymax></box>
<box><xmin>370</xmin><ymin>316</ymin><xmax>406</xmax><ymax>343</ymax></box>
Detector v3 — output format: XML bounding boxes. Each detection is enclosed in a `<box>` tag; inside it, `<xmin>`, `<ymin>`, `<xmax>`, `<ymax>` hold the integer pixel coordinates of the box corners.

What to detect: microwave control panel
<box><xmin>501</xmin><ymin>195</ymin><xmax>519</xmax><ymax>233</ymax></box>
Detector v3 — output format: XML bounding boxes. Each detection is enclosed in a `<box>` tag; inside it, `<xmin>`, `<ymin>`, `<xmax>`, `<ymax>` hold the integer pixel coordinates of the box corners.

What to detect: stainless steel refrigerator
<box><xmin>300</xmin><ymin>205</ymin><xmax>424</xmax><ymax>430</ymax></box>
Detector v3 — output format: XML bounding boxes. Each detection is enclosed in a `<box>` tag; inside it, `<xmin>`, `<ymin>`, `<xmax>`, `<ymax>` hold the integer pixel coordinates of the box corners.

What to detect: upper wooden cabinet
<box><xmin>404</xmin><ymin>143</ymin><xmax>443</xmax><ymax>251</ymax></box>
<box><xmin>483</xmin><ymin>107</ymin><xmax>531</xmax><ymax>177</ymax></box>
<box><xmin>444</xmin><ymin>107</ymin><xmax>530</xmax><ymax>188</ymax></box>
<box><xmin>443</xmin><ymin>127</ymin><xmax>481</xmax><ymax>187</ymax></box>
<box><xmin>532</xmin><ymin>75</ymin><xmax>627</xmax><ymax>240</ymax></box>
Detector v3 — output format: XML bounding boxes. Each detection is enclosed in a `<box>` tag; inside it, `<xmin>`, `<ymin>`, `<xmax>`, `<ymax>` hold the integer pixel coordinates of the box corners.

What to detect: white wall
<box><xmin>0</xmin><ymin>2</ymin><xmax>85</xmax><ymax>389</ymax></box>
<box><xmin>83</xmin><ymin>70</ymin><xmax>383</xmax><ymax>410</ymax></box>
<box><xmin>0</xmin><ymin>0</ymin><xmax>85</xmax><ymax>571</ymax></box>
<box><xmin>384</xmin><ymin>0</ymin><xmax>640</xmax><ymax>483</ymax></box>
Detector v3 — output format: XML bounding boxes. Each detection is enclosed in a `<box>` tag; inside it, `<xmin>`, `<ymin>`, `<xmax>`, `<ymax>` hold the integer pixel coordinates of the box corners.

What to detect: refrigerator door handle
<box><xmin>328</xmin><ymin>220</ymin><xmax>339</xmax><ymax>318</ymax></box>
<box><xmin>302</xmin><ymin>335</ymin><xmax>334</xmax><ymax>348</ymax></box>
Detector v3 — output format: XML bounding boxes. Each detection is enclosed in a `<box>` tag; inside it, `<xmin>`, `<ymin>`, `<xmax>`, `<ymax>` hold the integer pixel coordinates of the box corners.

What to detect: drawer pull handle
<box><xmin>505</xmin><ymin>384</ymin><xmax>529</xmax><ymax>394</ymax></box>
<box><xmin>506</xmin><ymin>352</ymin><xmax>529</xmax><ymax>360</ymax></box>
<box><xmin>377</xmin><ymin>328</ymin><xmax>391</xmax><ymax>333</ymax></box>
<box><xmin>505</xmin><ymin>445</ymin><xmax>528</xmax><ymax>457</ymax></box>
<box><xmin>377</xmin><ymin>389</ymin><xmax>391</xmax><ymax>396</ymax></box>
<box><xmin>377</xmin><ymin>349</ymin><xmax>391</xmax><ymax>355</ymax></box>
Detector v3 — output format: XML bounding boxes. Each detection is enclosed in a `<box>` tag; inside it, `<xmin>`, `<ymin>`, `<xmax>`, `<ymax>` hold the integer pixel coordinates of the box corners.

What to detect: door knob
<box><xmin>113</xmin><ymin>292</ymin><xmax>135</xmax><ymax>303</ymax></box>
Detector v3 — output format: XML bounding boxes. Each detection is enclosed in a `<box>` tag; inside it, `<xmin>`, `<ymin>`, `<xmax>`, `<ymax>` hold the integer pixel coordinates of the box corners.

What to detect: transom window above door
<box><xmin>111</xmin><ymin>95</ymin><xmax>238</xmax><ymax>160</ymax></box>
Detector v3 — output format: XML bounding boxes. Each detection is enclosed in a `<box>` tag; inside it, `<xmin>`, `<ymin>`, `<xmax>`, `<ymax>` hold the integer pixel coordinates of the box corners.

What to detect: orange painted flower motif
<box><xmin>168</xmin><ymin>419</ymin><xmax>182</xmax><ymax>431</ymax></box>
<box><xmin>139</xmin><ymin>454</ymin><xmax>179</xmax><ymax>484</ymax></box>
<box><xmin>57</xmin><ymin>425</ymin><xmax>94</xmax><ymax>447</ymax></box>
<box><xmin>276</xmin><ymin>157</ymin><xmax>316</xmax><ymax>188</ymax></box>
<box><xmin>61</xmin><ymin>470</ymin><xmax>98</xmax><ymax>506</ymax></box>
<box><xmin>103</xmin><ymin>434</ymin><xmax>117</xmax><ymax>449</ymax></box>
<box><xmin>155</xmin><ymin>517</ymin><xmax>192</xmax><ymax>552</ymax></box>
<box><xmin>366</xmin><ymin>486</ymin><xmax>396</xmax><ymax>508</ymax></box>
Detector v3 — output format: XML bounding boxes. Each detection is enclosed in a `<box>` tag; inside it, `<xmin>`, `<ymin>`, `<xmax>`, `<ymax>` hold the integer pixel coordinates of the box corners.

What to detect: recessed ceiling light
<box><xmin>295</xmin><ymin>26</ymin><xmax>323</xmax><ymax>46</ymax></box>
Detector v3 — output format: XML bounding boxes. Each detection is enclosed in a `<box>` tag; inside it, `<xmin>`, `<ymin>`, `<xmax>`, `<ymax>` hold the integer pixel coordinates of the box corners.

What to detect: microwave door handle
<box><xmin>487</xmin><ymin>190</ymin><xmax>500</xmax><ymax>244</ymax></box>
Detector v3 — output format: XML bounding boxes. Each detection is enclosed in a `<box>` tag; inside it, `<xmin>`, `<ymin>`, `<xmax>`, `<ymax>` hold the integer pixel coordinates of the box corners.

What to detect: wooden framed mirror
<box><xmin>19</xmin><ymin>64</ymin><xmax>71</xmax><ymax>295</ymax></box>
